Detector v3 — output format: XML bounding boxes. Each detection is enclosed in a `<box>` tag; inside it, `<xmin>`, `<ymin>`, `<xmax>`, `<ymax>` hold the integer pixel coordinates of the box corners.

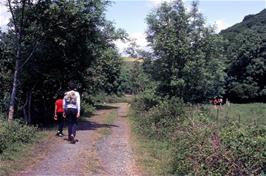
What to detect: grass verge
<box><xmin>0</xmin><ymin>129</ymin><xmax>54</xmax><ymax>176</ymax></box>
<box><xmin>128</xmin><ymin>109</ymin><xmax>174</xmax><ymax>176</ymax></box>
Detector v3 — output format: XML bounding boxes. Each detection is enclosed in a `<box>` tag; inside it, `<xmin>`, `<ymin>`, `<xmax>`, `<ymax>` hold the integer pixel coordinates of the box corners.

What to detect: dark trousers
<box><xmin>65</xmin><ymin>108</ymin><xmax>78</xmax><ymax>138</ymax></box>
<box><xmin>56</xmin><ymin>112</ymin><xmax>64</xmax><ymax>134</ymax></box>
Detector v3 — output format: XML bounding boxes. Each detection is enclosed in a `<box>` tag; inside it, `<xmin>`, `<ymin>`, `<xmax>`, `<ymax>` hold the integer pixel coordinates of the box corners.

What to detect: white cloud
<box><xmin>130</xmin><ymin>33</ymin><xmax>148</xmax><ymax>48</ymax></box>
<box><xmin>149</xmin><ymin>0</ymin><xmax>175</xmax><ymax>7</ymax></box>
<box><xmin>114</xmin><ymin>39</ymin><xmax>129</xmax><ymax>54</ymax></box>
<box><xmin>0</xmin><ymin>3</ymin><xmax>10</xmax><ymax>31</ymax></box>
<box><xmin>114</xmin><ymin>32</ymin><xmax>149</xmax><ymax>56</ymax></box>
<box><xmin>214</xmin><ymin>19</ymin><xmax>229</xmax><ymax>33</ymax></box>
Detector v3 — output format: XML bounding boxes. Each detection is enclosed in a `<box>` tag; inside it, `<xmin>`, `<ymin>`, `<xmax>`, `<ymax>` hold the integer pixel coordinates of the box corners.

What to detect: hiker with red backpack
<box><xmin>63</xmin><ymin>82</ymin><xmax>81</xmax><ymax>144</ymax></box>
<box><xmin>54</xmin><ymin>92</ymin><xmax>65</xmax><ymax>137</ymax></box>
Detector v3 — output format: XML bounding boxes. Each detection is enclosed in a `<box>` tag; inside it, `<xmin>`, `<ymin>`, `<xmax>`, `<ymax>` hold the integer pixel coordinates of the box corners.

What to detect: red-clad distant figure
<box><xmin>209</xmin><ymin>96</ymin><xmax>223</xmax><ymax>109</ymax></box>
<box><xmin>54</xmin><ymin>93</ymin><xmax>65</xmax><ymax>137</ymax></box>
<box><xmin>218</xmin><ymin>97</ymin><xmax>223</xmax><ymax>106</ymax></box>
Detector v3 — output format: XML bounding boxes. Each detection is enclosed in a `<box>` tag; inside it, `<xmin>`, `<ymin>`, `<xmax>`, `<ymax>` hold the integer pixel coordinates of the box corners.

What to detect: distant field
<box><xmin>122</xmin><ymin>57</ymin><xmax>143</xmax><ymax>62</ymax></box>
<box><xmin>207</xmin><ymin>103</ymin><xmax>266</xmax><ymax>126</ymax></box>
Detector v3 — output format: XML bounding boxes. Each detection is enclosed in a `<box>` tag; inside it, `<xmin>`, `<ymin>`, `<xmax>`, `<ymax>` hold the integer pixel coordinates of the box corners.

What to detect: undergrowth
<box><xmin>131</xmin><ymin>91</ymin><xmax>266</xmax><ymax>175</ymax></box>
<box><xmin>0</xmin><ymin>119</ymin><xmax>41</xmax><ymax>175</ymax></box>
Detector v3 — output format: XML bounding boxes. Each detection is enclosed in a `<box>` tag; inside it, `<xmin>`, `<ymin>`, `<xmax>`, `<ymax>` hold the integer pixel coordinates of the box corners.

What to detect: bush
<box><xmin>132</xmin><ymin>97</ymin><xmax>266</xmax><ymax>175</ymax></box>
<box><xmin>81</xmin><ymin>102</ymin><xmax>95</xmax><ymax>116</ymax></box>
<box><xmin>0</xmin><ymin>120</ymin><xmax>37</xmax><ymax>154</ymax></box>
<box><xmin>133</xmin><ymin>96</ymin><xmax>185</xmax><ymax>139</ymax></box>
<box><xmin>132</xmin><ymin>88</ymin><xmax>161</xmax><ymax>113</ymax></box>
<box><xmin>172</xmin><ymin>116</ymin><xmax>266</xmax><ymax>175</ymax></box>
<box><xmin>83</xmin><ymin>91</ymin><xmax>131</xmax><ymax>105</ymax></box>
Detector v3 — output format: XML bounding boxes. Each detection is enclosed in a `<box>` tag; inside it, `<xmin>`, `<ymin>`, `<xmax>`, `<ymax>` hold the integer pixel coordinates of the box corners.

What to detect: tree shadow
<box><xmin>63</xmin><ymin>121</ymin><xmax>118</xmax><ymax>142</ymax></box>
<box><xmin>95</xmin><ymin>104</ymin><xmax>119</xmax><ymax>110</ymax></box>
<box><xmin>77</xmin><ymin>120</ymin><xmax>118</xmax><ymax>131</ymax></box>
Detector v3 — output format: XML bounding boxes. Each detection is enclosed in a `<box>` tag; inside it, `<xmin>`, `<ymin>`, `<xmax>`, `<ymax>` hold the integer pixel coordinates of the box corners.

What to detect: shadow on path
<box><xmin>95</xmin><ymin>104</ymin><xmax>119</xmax><ymax>110</ymax></box>
<box><xmin>77</xmin><ymin>121</ymin><xmax>118</xmax><ymax>131</ymax></box>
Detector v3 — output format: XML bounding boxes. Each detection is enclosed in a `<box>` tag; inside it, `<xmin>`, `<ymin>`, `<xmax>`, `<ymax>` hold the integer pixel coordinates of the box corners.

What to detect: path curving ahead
<box><xmin>16</xmin><ymin>103</ymin><xmax>141</xmax><ymax>176</ymax></box>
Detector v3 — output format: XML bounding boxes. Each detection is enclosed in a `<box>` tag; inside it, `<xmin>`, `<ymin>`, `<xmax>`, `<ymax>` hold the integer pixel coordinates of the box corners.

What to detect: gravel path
<box><xmin>15</xmin><ymin>103</ymin><xmax>141</xmax><ymax>176</ymax></box>
<box><xmin>95</xmin><ymin>103</ymin><xmax>140</xmax><ymax>176</ymax></box>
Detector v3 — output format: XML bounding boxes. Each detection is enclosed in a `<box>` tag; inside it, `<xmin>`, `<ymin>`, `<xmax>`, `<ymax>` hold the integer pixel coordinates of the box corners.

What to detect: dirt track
<box><xmin>95</xmin><ymin>103</ymin><xmax>140</xmax><ymax>176</ymax></box>
<box><xmin>16</xmin><ymin>103</ymin><xmax>141</xmax><ymax>176</ymax></box>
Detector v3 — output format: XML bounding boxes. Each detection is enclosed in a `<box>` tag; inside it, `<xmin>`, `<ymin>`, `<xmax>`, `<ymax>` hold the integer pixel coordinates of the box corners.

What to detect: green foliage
<box><xmin>129</xmin><ymin>62</ymin><xmax>150</xmax><ymax>94</ymax></box>
<box><xmin>145</xmin><ymin>0</ymin><xmax>226</xmax><ymax>103</ymax></box>
<box><xmin>99</xmin><ymin>95</ymin><xmax>132</xmax><ymax>103</ymax></box>
<box><xmin>133</xmin><ymin>96</ymin><xmax>185</xmax><ymax>139</ymax></box>
<box><xmin>221</xmin><ymin>9</ymin><xmax>266</xmax><ymax>102</ymax></box>
<box><xmin>118</xmin><ymin>60</ymin><xmax>133</xmax><ymax>94</ymax></box>
<box><xmin>172</xmin><ymin>117</ymin><xmax>266</xmax><ymax>175</ymax></box>
<box><xmin>85</xmin><ymin>48</ymin><xmax>123</xmax><ymax>96</ymax></box>
<box><xmin>81</xmin><ymin>102</ymin><xmax>95</xmax><ymax>117</ymax></box>
<box><xmin>132</xmin><ymin>95</ymin><xmax>266</xmax><ymax>175</ymax></box>
<box><xmin>132</xmin><ymin>85</ymin><xmax>161</xmax><ymax>113</ymax></box>
<box><xmin>0</xmin><ymin>32</ymin><xmax>12</xmax><ymax>113</ymax></box>
<box><xmin>0</xmin><ymin>120</ymin><xmax>37</xmax><ymax>155</ymax></box>
<box><xmin>207</xmin><ymin>103</ymin><xmax>266</xmax><ymax>126</ymax></box>
<box><xmin>0</xmin><ymin>0</ymin><xmax>126</xmax><ymax>124</ymax></box>
<box><xmin>118</xmin><ymin>59</ymin><xmax>150</xmax><ymax>95</ymax></box>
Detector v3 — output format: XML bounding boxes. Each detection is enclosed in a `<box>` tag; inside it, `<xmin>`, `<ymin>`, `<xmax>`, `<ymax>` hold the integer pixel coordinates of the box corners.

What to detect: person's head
<box><xmin>57</xmin><ymin>91</ymin><xmax>64</xmax><ymax>99</ymax></box>
<box><xmin>68</xmin><ymin>81</ymin><xmax>77</xmax><ymax>90</ymax></box>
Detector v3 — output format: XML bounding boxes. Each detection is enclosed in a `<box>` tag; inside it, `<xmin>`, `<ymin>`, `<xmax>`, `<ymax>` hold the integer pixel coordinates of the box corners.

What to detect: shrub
<box><xmin>172</xmin><ymin>116</ymin><xmax>266</xmax><ymax>175</ymax></box>
<box><xmin>132</xmin><ymin>98</ymin><xmax>266</xmax><ymax>175</ymax></box>
<box><xmin>132</xmin><ymin>88</ymin><xmax>161</xmax><ymax>113</ymax></box>
<box><xmin>133</xmin><ymin>96</ymin><xmax>185</xmax><ymax>139</ymax></box>
<box><xmin>0</xmin><ymin>120</ymin><xmax>37</xmax><ymax>154</ymax></box>
<box><xmin>81</xmin><ymin>102</ymin><xmax>95</xmax><ymax>116</ymax></box>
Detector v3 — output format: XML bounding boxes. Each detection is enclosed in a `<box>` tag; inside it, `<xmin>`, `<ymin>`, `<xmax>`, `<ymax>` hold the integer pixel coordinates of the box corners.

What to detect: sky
<box><xmin>0</xmin><ymin>0</ymin><xmax>265</xmax><ymax>54</ymax></box>
<box><xmin>106</xmin><ymin>0</ymin><xmax>266</xmax><ymax>54</ymax></box>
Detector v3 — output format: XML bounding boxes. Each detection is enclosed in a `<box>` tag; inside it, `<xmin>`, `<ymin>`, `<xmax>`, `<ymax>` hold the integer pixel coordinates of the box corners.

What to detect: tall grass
<box><xmin>206</xmin><ymin>103</ymin><xmax>266</xmax><ymax>126</ymax></box>
<box><xmin>131</xmin><ymin>94</ymin><xmax>266</xmax><ymax>175</ymax></box>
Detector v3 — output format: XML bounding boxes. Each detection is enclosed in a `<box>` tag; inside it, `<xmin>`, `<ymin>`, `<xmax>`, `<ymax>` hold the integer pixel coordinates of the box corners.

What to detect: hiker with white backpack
<box><xmin>63</xmin><ymin>82</ymin><xmax>81</xmax><ymax>144</ymax></box>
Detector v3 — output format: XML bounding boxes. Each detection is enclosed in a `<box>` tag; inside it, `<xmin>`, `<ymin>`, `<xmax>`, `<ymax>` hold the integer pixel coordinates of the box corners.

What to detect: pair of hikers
<box><xmin>54</xmin><ymin>82</ymin><xmax>80</xmax><ymax>144</ymax></box>
<box><xmin>209</xmin><ymin>96</ymin><xmax>223</xmax><ymax>109</ymax></box>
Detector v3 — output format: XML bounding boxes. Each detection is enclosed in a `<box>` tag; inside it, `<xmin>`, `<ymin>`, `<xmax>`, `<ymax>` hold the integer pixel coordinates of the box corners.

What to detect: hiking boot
<box><xmin>70</xmin><ymin>135</ymin><xmax>75</xmax><ymax>144</ymax></box>
<box><xmin>56</xmin><ymin>131</ymin><xmax>60</xmax><ymax>136</ymax></box>
<box><xmin>58</xmin><ymin>133</ymin><xmax>63</xmax><ymax>137</ymax></box>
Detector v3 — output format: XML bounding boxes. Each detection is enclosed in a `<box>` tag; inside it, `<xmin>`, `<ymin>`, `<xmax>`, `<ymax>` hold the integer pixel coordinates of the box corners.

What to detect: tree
<box><xmin>146</xmin><ymin>0</ymin><xmax>189</xmax><ymax>97</ymax></box>
<box><xmin>224</xmin><ymin>30</ymin><xmax>266</xmax><ymax>102</ymax></box>
<box><xmin>3</xmin><ymin>0</ymin><xmax>126</xmax><ymax>124</ymax></box>
<box><xmin>6</xmin><ymin>0</ymin><xmax>37</xmax><ymax>122</ymax></box>
<box><xmin>221</xmin><ymin>9</ymin><xmax>266</xmax><ymax>102</ymax></box>
<box><xmin>0</xmin><ymin>31</ymin><xmax>13</xmax><ymax>114</ymax></box>
<box><xmin>123</xmin><ymin>39</ymin><xmax>152</xmax><ymax>94</ymax></box>
<box><xmin>145</xmin><ymin>0</ymin><xmax>226</xmax><ymax>102</ymax></box>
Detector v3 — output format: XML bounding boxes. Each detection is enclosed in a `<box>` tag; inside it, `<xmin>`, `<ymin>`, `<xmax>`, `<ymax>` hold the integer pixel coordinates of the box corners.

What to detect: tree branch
<box><xmin>7</xmin><ymin>0</ymin><xmax>18</xmax><ymax>34</ymax></box>
<box><xmin>19</xmin><ymin>42</ymin><xmax>38</xmax><ymax>70</ymax></box>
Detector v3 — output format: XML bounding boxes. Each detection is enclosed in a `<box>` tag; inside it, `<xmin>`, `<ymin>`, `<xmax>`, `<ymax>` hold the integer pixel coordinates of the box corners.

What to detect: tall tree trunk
<box><xmin>7</xmin><ymin>0</ymin><xmax>26</xmax><ymax>122</ymax></box>
<box><xmin>8</xmin><ymin>47</ymin><xmax>21</xmax><ymax>122</ymax></box>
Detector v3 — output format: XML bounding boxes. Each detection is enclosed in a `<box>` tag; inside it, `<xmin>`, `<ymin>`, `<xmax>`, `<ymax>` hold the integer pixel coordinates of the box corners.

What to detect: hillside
<box><xmin>220</xmin><ymin>9</ymin><xmax>266</xmax><ymax>102</ymax></box>
<box><xmin>220</xmin><ymin>9</ymin><xmax>266</xmax><ymax>39</ymax></box>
